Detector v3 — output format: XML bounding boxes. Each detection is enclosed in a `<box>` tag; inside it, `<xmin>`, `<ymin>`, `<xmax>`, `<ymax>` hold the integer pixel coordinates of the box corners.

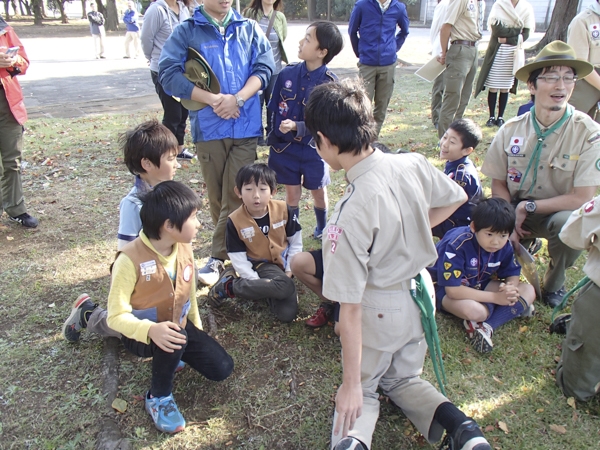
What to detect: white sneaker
<box><xmin>464</xmin><ymin>320</ymin><xmax>493</xmax><ymax>353</ymax></box>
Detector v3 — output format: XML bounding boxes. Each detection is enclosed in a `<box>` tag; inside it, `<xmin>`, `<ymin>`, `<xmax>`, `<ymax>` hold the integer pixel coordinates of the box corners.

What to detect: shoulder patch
<box><xmin>443</xmin><ymin>272</ymin><xmax>452</xmax><ymax>280</ymax></box>
<box><xmin>596</xmin><ymin>158</ymin><xmax>600</xmax><ymax>171</ymax></box>
<box><xmin>588</xmin><ymin>131</ymin><xmax>600</xmax><ymax>144</ymax></box>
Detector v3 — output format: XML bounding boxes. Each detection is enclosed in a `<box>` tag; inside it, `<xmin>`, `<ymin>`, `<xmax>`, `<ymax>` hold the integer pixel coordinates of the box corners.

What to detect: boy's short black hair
<box><xmin>310</xmin><ymin>21</ymin><xmax>343</xmax><ymax>65</ymax></box>
<box><xmin>139</xmin><ymin>180</ymin><xmax>201</xmax><ymax>240</ymax></box>
<box><xmin>235</xmin><ymin>163</ymin><xmax>277</xmax><ymax>193</ymax></box>
<box><xmin>121</xmin><ymin>120</ymin><xmax>179</xmax><ymax>175</ymax></box>
<box><xmin>447</xmin><ymin>118</ymin><xmax>482</xmax><ymax>150</ymax></box>
<box><xmin>471</xmin><ymin>198</ymin><xmax>516</xmax><ymax>234</ymax></box>
<box><xmin>305</xmin><ymin>78</ymin><xmax>377</xmax><ymax>155</ymax></box>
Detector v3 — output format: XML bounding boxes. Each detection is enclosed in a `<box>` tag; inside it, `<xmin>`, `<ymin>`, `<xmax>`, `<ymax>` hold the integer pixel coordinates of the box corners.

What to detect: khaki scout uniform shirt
<box><xmin>444</xmin><ymin>0</ymin><xmax>481</xmax><ymax>43</ymax></box>
<box><xmin>322</xmin><ymin>150</ymin><xmax>466</xmax><ymax>303</ymax></box>
<box><xmin>481</xmin><ymin>110</ymin><xmax>600</xmax><ymax>201</ymax></box>
<box><xmin>568</xmin><ymin>8</ymin><xmax>600</xmax><ymax>66</ymax></box>
<box><xmin>560</xmin><ymin>196</ymin><xmax>600</xmax><ymax>286</ymax></box>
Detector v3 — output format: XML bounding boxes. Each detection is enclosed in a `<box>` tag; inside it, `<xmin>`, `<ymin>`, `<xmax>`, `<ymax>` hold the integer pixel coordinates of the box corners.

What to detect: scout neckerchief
<box><xmin>551</xmin><ymin>275</ymin><xmax>591</xmax><ymax>322</ymax></box>
<box><xmin>518</xmin><ymin>104</ymin><xmax>573</xmax><ymax>195</ymax></box>
<box><xmin>200</xmin><ymin>5</ymin><xmax>233</xmax><ymax>35</ymax></box>
<box><xmin>409</xmin><ymin>273</ymin><xmax>447</xmax><ymax>396</ymax></box>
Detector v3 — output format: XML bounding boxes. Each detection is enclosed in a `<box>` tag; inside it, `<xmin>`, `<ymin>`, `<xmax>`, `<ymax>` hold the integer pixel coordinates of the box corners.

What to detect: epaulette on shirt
<box><xmin>325</xmin><ymin>70</ymin><xmax>336</xmax><ymax>81</ymax></box>
<box><xmin>449</xmin><ymin>230</ymin><xmax>474</xmax><ymax>251</ymax></box>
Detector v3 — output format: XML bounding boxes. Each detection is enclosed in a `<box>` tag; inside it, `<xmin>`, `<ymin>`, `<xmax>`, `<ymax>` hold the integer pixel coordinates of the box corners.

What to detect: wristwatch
<box><xmin>525</xmin><ymin>200</ymin><xmax>537</xmax><ymax>215</ymax></box>
<box><xmin>235</xmin><ymin>93</ymin><xmax>245</xmax><ymax>108</ymax></box>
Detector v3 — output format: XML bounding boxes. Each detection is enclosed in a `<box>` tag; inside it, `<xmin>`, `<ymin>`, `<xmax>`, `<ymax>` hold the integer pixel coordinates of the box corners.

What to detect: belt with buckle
<box><xmin>451</xmin><ymin>40</ymin><xmax>477</xmax><ymax>47</ymax></box>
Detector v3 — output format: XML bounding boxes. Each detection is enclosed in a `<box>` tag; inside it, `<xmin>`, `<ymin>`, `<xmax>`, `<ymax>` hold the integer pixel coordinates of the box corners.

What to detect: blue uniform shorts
<box><xmin>434</xmin><ymin>281</ymin><xmax>494</xmax><ymax>320</ymax></box>
<box><xmin>268</xmin><ymin>143</ymin><xmax>330</xmax><ymax>190</ymax></box>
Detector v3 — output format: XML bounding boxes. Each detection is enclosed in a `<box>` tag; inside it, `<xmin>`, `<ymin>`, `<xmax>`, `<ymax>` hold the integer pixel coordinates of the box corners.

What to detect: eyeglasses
<box><xmin>536</xmin><ymin>75</ymin><xmax>577</xmax><ymax>85</ymax></box>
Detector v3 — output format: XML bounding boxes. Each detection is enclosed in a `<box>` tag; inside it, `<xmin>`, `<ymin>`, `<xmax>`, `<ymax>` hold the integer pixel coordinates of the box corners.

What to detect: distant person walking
<box><xmin>88</xmin><ymin>2</ymin><xmax>106</xmax><ymax>59</ymax></box>
<box><xmin>475</xmin><ymin>0</ymin><xmax>535</xmax><ymax>128</ymax></box>
<box><xmin>141</xmin><ymin>0</ymin><xmax>195</xmax><ymax>160</ymax></box>
<box><xmin>123</xmin><ymin>0</ymin><xmax>142</xmax><ymax>59</ymax></box>
<box><xmin>430</xmin><ymin>0</ymin><xmax>450</xmax><ymax>129</ymax></box>
<box><xmin>348</xmin><ymin>0</ymin><xmax>409</xmax><ymax>137</ymax></box>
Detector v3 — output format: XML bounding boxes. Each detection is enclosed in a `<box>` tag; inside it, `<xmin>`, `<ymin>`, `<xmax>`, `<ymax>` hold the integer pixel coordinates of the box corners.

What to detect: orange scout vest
<box><xmin>116</xmin><ymin>238</ymin><xmax>195</xmax><ymax>327</ymax></box>
<box><xmin>229</xmin><ymin>199</ymin><xmax>289</xmax><ymax>270</ymax></box>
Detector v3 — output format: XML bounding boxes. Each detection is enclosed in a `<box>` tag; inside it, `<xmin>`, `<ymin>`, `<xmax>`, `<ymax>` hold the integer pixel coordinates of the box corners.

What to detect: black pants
<box><xmin>122</xmin><ymin>320</ymin><xmax>234</xmax><ymax>398</ymax></box>
<box><xmin>150</xmin><ymin>70</ymin><xmax>189</xmax><ymax>146</ymax></box>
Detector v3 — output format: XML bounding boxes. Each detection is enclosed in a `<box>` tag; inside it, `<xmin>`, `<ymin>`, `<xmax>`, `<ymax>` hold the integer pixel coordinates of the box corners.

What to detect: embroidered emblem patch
<box><xmin>278</xmin><ymin>101</ymin><xmax>289</xmax><ymax>117</ymax></box>
<box><xmin>183</xmin><ymin>264</ymin><xmax>193</xmax><ymax>282</ymax></box>
<box><xmin>508</xmin><ymin>167</ymin><xmax>522</xmax><ymax>183</ymax></box>
<box><xmin>444</xmin><ymin>262</ymin><xmax>452</xmax><ymax>270</ymax></box>
<box><xmin>470</xmin><ymin>258</ymin><xmax>478</xmax><ymax>267</ymax></box>
<box><xmin>584</xmin><ymin>200</ymin><xmax>595</xmax><ymax>214</ymax></box>
<box><xmin>444</xmin><ymin>272</ymin><xmax>452</xmax><ymax>280</ymax></box>
<box><xmin>445</xmin><ymin>252</ymin><xmax>456</xmax><ymax>259</ymax></box>
<box><xmin>488</xmin><ymin>261</ymin><xmax>501</xmax><ymax>267</ymax></box>
<box><xmin>327</xmin><ymin>225</ymin><xmax>343</xmax><ymax>254</ymax></box>
<box><xmin>596</xmin><ymin>158</ymin><xmax>600</xmax><ymax>171</ymax></box>
<box><xmin>453</xmin><ymin>270</ymin><xmax>461</xmax><ymax>278</ymax></box>
<box><xmin>284</xmin><ymin>79</ymin><xmax>292</xmax><ymax>89</ymax></box>
<box><xmin>590</xmin><ymin>23</ymin><xmax>600</xmax><ymax>39</ymax></box>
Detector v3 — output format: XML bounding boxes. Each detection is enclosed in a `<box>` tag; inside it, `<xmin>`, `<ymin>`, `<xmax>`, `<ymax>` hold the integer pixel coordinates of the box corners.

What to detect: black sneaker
<box><xmin>542</xmin><ymin>287</ymin><xmax>566</xmax><ymax>308</ymax></box>
<box><xmin>334</xmin><ymin>437</ymin><xmax>368</xmax><ymax>450</ymax></box>
<box><xmin>527</xmin><ymin>238</ymin><xmax>543</xmax><ymax>255</ymax></box>
<box><xmin>550</xmin><ymin>314</ymin><xmax>571</xmax><ymax>335</ymax></box>
<box><xmin>176</xmin><ymin>148</ymin><xmax>195</xmax><ymax>160</ymax></box>
<box><xmin>439</xmin><ymin>418</ymin><xmax>491</xmax><ymax>450</ymax></box>
<box><xmin>197</xmin><ymin>257</ymin><xmax>224</xmax><ymax>286</ymax></box>
<box><xmin>207</xmin><ymin>267</ymin><xmax>237</xmax><ymax>307</ymax></box>
<box><xmin>9</xmin><ymin>213</ymin><xmax>39</xmax><ymax>228</ymax></box>
<box><xmin>485</xmin><ymin>117</ymin><xmax>496</xmax><ymax>127</ymax></box>
<box><xmin>62</xmin><ymin>294</ymin><xmax>98</xmax><ymax>342</ymax></box>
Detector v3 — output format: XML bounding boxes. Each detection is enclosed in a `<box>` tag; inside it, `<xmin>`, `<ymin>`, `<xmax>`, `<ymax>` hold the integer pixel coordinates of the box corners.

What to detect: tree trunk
<box><xmin>104</xmin><ymin>0</ymin><xmax>119</xmax><ymax>31</ymax></box>
<box><xmin>31</xmin><ymin>0</ymin><xmax>42</xmax><ymax>24</ymax></box>
<box><xmin>22</xmin><ymin>0</ymin><xmax>32</xmax><ymax>16</ymax></box>
<box><xmin>58</xmin><ymin>0</ymin><xmax>68</xmax><ymax>23</ymax></box>
<box><xmin>531</xmin><ymin>0</ymin><xmax>579</xmax><ymax>52</ymax></box>
<box><xmin>40</xmin><ymin>0</ymin><xmax>47</xmax><ymax>19</ymax></box>
<box><xmin>10</xmin><ymin>0</ymin><xmax>16</xmax><ymax>16</ymax></box>
<box><xmin>4</xmin><ymin>0</ymin><xmax>11</xmax><ymax>20</ymax></box>
<box><xmin>80</xmin><ymin>0</ymin><xmax>86</xmax><ymax>19</ymax></box>
<box><xmin>96</xmin><ymin>0</ymin><xmax>106</xmax><ymax>17</ymax></box>
<box><xmin>18</xmin><ymin>0</ymin><xmax>24</xmax><ymax>15</ymax></box>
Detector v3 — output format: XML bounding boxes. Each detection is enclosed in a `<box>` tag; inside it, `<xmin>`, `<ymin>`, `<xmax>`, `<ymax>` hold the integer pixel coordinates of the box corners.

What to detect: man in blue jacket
<box><xmin>348</xmin><ymin>0</ymin><xmax>409</xmax><ymax>137</ymax></box>
<box><xmin>123</xmin><ymin>1</ymin><xmax>141</xmax><ymax>59</ymax></box>
<box><xmin>159</xmin><ymin>0</ymin><xmax>274</xmax><ymax>286</ymax></box>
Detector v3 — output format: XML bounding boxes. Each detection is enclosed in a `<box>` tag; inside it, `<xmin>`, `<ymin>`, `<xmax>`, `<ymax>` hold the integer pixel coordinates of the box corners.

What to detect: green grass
<box><xmin>1</xmin><ymin>74</ymin><xmax>599</xmax><ymax>449</ymax></box>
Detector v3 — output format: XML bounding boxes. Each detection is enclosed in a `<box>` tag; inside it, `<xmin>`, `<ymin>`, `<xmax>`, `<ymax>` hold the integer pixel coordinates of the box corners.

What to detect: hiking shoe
<box><xmin>62</xmin><ymin>294</ymin><xmax>98</xmax><ymax>342</ymax></box>
<box><xmin>527</xmin><ymin>238</ymin><xmax>543</xmax><ymax>256</ymax></box>
<box><xmin>496</xmin><ymin>117</ymin><xmax>505</xmax><ymax>128</ymax></box>
<box><xmin>176</xmin><ymin>148</ymin><xmax>195</xmax><ymax>160</ymax></box>
<box><xmin>334</xmin><ymin>436</ymin><xmax>368</xmax><ymax>450</ymax></box>
<box><xmin>550</xmin><ymin>314</ymin><xmax>571</xmax><ymax>335</ymax></box>
<box><xmin>305</xmin><ymin>304</ymin><xmax>333</xmax><ymax>327</ymax></box>
<box><xmin>207</xmin><ymin>267</ymin><xmax>237</xmax><ymax>307</ymax></box>
<box><xmin>464</xmin><ymin>320</ymin><xmax>494</xmax><ymax>353</ymax></box>
<box><xmin>485</xmin><ymin>117</ymin><xmax>496</xmax><ymax>127</ymax></box>
<box><xmin>439</xmin><ymin>418</ymin><xmax>491</xmax><ymax>450</ymax></box>
<box><xmin>314</xmin><ymin>227</ymin><xmax>323</xmax><ymax>240</ymax></box>
<box><xmin>542</xmin><ymin>286</ymin><xmax>566</xmax><ymax>308</ymax></box>
<box><xmin>144</xmin><ymin>391</ymin><xmax>185</xmax><ymax>434</ymax></box>
<box><xmin>9</xmin><ymin>213</ymin><xmax>39</xmax><ymax>228</ymax></box>
<box><xmin>197</xmin><ymin>257</ymin><xmax>224</xmax><ymax>286</ymax></box>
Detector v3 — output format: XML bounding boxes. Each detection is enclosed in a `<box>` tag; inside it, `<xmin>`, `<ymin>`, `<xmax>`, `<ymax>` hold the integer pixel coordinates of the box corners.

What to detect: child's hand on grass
<box><xmin>279</xmin><ymin>119</ymin><xmax>297</xmax><ymax>134</ymax></box>
<box><xmin>148</xmin><ymin>321</ymin><xmax>187</xmax><ymax>353</ymax></box>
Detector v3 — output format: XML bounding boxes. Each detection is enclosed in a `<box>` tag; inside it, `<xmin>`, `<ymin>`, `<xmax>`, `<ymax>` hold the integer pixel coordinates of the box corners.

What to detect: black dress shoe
<box><xmin>550</xmin><ymin>314</ymin><xmax>571</xmax><ymax>335</ymax></box>
<box><xmin>542</xmin><ymin>287</ymin><xmax>566</xmax><ymax>308</ymax></box>
<box><xmin>496</xmin><ymin>117</ymin><xmax>505</xmax><ymax>127</ymax></box>
<box><xmin>485</xmin><ymin>117</ymin><xmax>496</xmax><ymax>127</ymax></box>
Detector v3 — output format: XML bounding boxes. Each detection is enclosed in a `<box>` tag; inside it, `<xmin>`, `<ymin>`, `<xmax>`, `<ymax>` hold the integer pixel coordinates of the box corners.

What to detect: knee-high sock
<box><xmin>498</xmin><ymin>92</ymin><xmax>509</xmax><ymax>119</ymax></box>
<box><xmin>488</xmin><ymin>91</ymin><xmax>498</xmax><ymax>118</ymax></box>
<box><xmin>314</xmin><ymin>206</ymin><xmax>327</xmax><ymax>233</ymax></box>
<box><xmin>486</xmin><ymin>297</ymin><xmax>526</xmax><ymax>330</ymax></box>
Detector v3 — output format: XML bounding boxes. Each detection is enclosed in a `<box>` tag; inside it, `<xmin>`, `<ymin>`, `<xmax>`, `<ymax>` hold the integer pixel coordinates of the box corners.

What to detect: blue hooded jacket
<box><xmin>348</xmin><ymin>0</ymin><xmax>410</xmax><ymax>67</ymax></box>
<box><xmin>158</xmin><ymin>7</ymin><xmax>274</xmax><ymax>142</ymax></box>
<box><xmin>123</xmin><ymin>9</ymin><xmax>140</xmax><ymax>33</ymax></box>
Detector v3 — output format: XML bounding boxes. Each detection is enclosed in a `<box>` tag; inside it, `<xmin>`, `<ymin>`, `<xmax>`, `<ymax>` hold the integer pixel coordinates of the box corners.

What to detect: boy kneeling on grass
<box><xmin>429</xmin><ymin>198</ymin><xmax>536</xmax><ymax>354</ymax></box>
<box><xmin>207</xmin><ymin>164</ymin><xmax>302</xmax><ymax>323</ymax></box>
<box><xmin>106</xmin><ymin>181</ymin><xmax>233</xmax><ymax>433</ymax></box>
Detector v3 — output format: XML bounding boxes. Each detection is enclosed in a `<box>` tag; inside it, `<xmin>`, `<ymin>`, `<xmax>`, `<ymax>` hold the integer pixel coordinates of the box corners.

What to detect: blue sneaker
<box><xmin>145</xmin><ymin>392</ymin><xmax>186</xmax><ymax>434</ymax></box>
<box><xmin>175</xmin><ymin>360</ymin><xmax>186</xmax><ymax>373</ymax></box>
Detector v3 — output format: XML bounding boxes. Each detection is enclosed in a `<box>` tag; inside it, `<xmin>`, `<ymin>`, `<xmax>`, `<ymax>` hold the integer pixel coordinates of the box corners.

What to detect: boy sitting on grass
<box><xmin>63</xmin><ymin>120</ymin><xmax>180</xmax><ymax>342</ymax></box>
<box><xmin>107</xmin><ymin>181</ymin><xmax>233</xmax><ymax>433</ymax></box>
<box><xmin>433</xmin><ymin>118</ymin><xmax>483</xmax><ymax>239</ymax></box>
<box><xmin>207</xmin><ymin>164</ymin><xmax>302</xmax><ymax>323</ymax></box>
<box><xmin>429</xmin><ymin>198</ymin><xmax>536</xmax><ymax>354</ymax></box>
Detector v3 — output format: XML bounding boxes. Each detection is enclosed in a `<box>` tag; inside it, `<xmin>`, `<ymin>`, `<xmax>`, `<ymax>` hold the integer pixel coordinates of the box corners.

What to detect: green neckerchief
<box><xmin>409</xmin><ymin>273</ymin><xmax>447</xmax><ymax>396</ymax></box>
<box><xmin>552</xmin><ymin>275</ymin><xmax>591</xmax><ymax>322</ymax></box>
<box><xmin>200</xmin><ymin>5</ymin><xmax>233</xmax><ymax>31</ymax></box>
<box><xmin>518</xmin><ymin>105</ymin><xmax>573</xmax><ymax>195</ymax></box>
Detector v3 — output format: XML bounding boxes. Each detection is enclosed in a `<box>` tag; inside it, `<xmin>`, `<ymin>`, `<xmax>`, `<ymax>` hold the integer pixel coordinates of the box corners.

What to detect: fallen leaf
<box><xmin>48</xmin><ymin>303</ymin><xmax>55</xmax><ymax>308</ymax></box>
<box><xmin>225</xmin><ymin>441</ymin><xmax>233</xmax><ymax>446</ymax></box>
<box><xmin>111</xmin><ymin>398</ymin><xmax>128</xmax><ymax>413</ymax></box>
<box><xmin>567</xmin><ymin>397</ymin><xmax>576</xmax><ymax>409</ymax></box>
<box><xmin>536</xmin><ymin>408</ymin><xmax>544</xmax><ymax>413</ymax></box>
<box><xmin>498</xmin><ymin>421</ymin><xmax>509</xmax><ymax>434</ymax></box>
<box><xmin>460</xmin><ymin>358</ymin><xmax>472</xmax><ymax>365</ymax></box>
<box><xmin>189</xmin><ymin>179</ymin><xmax>199</xmax><ymax>184</ymax></box>
<box><xmin>493</xmin><ymin>376</ymin><xmax>503</xmax><ymax>384</ymax></box>
<box><xmin>519</xmin><ymin>325</ymin><xmax>528</xmax><ymax>333</ymax></box>
<box><xmin>6</xmin><ymin>236</ymin><xmax>14</xmax><ymax>241</ymax></box>
<box><xmin>484</xmin><ymin>425</ymin><xmax>495</xmax><ymax>432</ymax></box>
<box><xmin>550</xmin><ymin>424</ymin><xmax>566</xmax><ymax>435</ymax></box>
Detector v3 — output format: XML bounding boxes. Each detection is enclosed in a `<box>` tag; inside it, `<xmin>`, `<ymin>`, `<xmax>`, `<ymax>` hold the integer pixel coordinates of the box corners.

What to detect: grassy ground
<box><xmin>1</xmin><ymin>74</ymin><xmax>599</xmax><ymax>450</ymax></box>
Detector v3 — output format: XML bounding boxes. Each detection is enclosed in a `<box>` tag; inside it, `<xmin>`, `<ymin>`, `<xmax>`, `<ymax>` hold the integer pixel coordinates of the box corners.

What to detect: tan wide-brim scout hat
<box><xmin>181</xmin><ymin>47</ymin><xmax>221</xmax><ymax>111</ymax></box>
<box><xmin>515</xmin><ymin>40</ymin><xmax>594</xmax><ymax>83</ymax></box>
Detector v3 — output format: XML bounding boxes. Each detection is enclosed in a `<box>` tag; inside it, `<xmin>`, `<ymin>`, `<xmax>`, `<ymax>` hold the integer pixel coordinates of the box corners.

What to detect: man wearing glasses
<box><xmin>481</xmin><ymin>41</ymin><xmax>600</xmax><ymax>308</ymax></box>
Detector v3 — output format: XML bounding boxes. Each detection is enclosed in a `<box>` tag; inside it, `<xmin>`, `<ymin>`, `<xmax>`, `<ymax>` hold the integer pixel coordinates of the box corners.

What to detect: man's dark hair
<box><xmin>121</xmin><ymin>120</ymin><xmax>178</xmax><ymax>175</ymax></box>
<box><xmin>235</xmin><ymin>163</ymin><xmax>277</xmax><ymax>193</ymax></box>
<box><xmin>310</xmin><ymin>21</ymin><xmax>343</xmax><ymax>65</ymax></box>
<box><xmin>527</xmin><ymin>66</ymin><xmax>577</xmax><ymax>89</ymax></box>
<box><xmin>140</xmin><ymin>180</ymin><xmax>201</xmax><ymax>240</ymax></box>
<box><xmin>305</xmin><ymin>78</ymin><xmax>377</xmax><ymax>155</ymax></box>
<box><xmin>471</xmin><ymin>198</ymin><xmax>515</xmax><ymax>234</ymax></box>
<box><xmin>448</xmin><ymin>118</ymin><xmax>482</xmax><ymax>150</ymax></box>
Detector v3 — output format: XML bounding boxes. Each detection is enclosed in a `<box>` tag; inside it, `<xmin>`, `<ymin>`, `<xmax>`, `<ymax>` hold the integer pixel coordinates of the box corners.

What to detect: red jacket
<box><xmin>1</xmin><ymin>24</ymin><xmax>29</xmax><ymax>125</ymax></box>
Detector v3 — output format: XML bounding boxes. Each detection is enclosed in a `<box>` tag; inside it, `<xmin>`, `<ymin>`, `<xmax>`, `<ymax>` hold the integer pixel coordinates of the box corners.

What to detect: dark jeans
<box><xmin>150</xmin><ymin>70</ymin><xmax>189</xmax><ymax>146</ymax></box>
<box><xmin>231</xmin><ymin>262</ymin><xmax>298</xmax><ymax>323</ymax></box>
<box><xmin>122</xmin><ymin>320</ymin><xmax>233</xmax><ymax>398</ymax></box>
<box><xmin>260</xmin><ymin>72</ymin><xmax>278</xmax><ymax>139</ymax></box>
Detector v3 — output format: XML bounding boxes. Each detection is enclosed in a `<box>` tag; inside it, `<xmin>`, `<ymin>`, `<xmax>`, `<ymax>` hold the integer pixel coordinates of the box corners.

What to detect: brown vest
<box><xmin>116</xmin><ymin>238</ymin><xmax>195</xmax><ymax>327</ymax></box>
<box><xmin>229</xmin><ymin>199</ymin><xmax>289</xmax><ymax>270</ymax></box>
